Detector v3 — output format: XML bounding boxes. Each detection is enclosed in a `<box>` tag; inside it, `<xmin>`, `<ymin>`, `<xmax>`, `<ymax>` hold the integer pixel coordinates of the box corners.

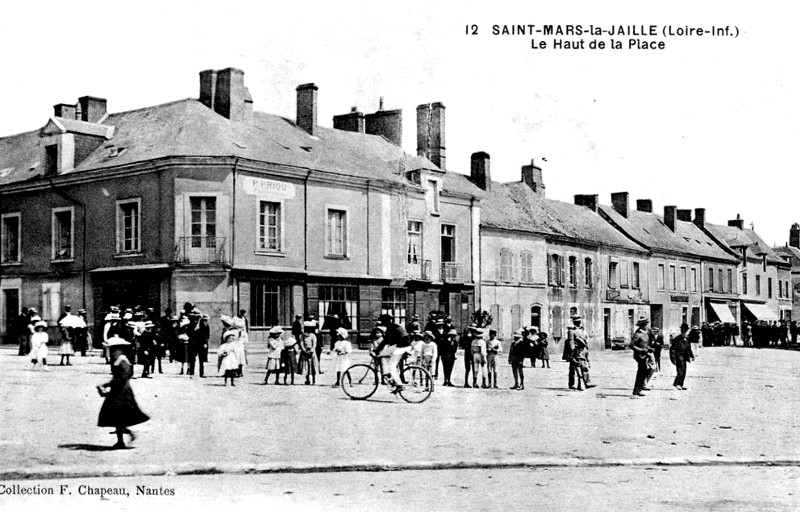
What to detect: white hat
<box><xmin>103</xmin><ymin>335</ymin><xmax>131</xmax><ymax>348</ymax></box>
<box><xmin>269</xmin><ymin>326</ymin><xmax>284</xmax><ymax>335</ymax></box>
<box><xmin>220</xmin><ymin>315</ymin><xmax>234</xmax><ymax>327</ymax></box>
<box><xmin>336</xmin><ymin>327</ymin><xmax>349</xmax><ymax>339</ymax></box>
<box><xmin>34</xmin><ymin>320</ymin><xmax>48</xmax><ymax>330</ymax></box>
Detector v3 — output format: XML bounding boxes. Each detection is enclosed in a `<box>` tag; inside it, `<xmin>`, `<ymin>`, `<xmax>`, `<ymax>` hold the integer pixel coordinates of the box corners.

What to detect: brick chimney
<box><xmin>664</xmin><ymin>205</ymin><xmax>677</xmax><ymax>231</ymax></box>
<box><xmin>693</xmin><ymin>208</ymin><xmax>706</xmax><ymax>228</ymax></box>
<box><xmin>790</xmin><ymin>223</ymin><xmax>800</xmax><ymax>249</ymax></box>
<box><xmin>677</xmin><ymin>209</ymin><xmax>692</xmax><ymax>222</ymax></box>
<box><xmin>611</xmin><ymin>192</ymin><xmax>629</xmax><ymax>218</ymax></box>
<box><xmin>521</xmin><ymin>159</ymin><xmax>545</xmax><ymax>197</ymax></box>
<box><xmin>728</xmin><ymin>214</ymin><xmax>744</xmax><ymax>230</ymax></box>
<box><xmin>200</xmin><ymin>68</ymin><xmax>251</xmax><ymax>123</ymax></box>
<box><xmin>416</xmin><ymin>102</ymin><xmax>446</xmax><ymax>170</ymax></box>
<box><xmin>199</xmin><ymin>69</ymin><xmax>217</xmax><ymax>110</ymax></box>
<box><xmin>365</xmin><ymin>98</ymin><xmax>402</xmax><ymax>146</ymax></box>
<box><xmin>470</xmin><ymin>152</ymin><xmax>491</xmax><ymax>191</ymax></box>
<box><xmin>636</xmin><ymin>199</ymin><xmax>652</xmax><ymax>213</ymax></box>
<box><xmin>333</xmin><ymin>107</ymin><xmax>365</xmax><ymax>133</ymax></box>
<box><xmin>78</xmin><ymin>96</ymin><xmax>107</xmax><ymax>123</ymax></box>
<box><xmin>296</xmin><ymin>83</ymin><xmax>318</xmax><ymax>134</ymax></box>
<box><xmin>574</xmin><ymin>194</ymin><xmax>598</xmax><ymax>212</ymax></box>
<box><xmin>53</xmin><ymin>103</ymin><xmax>77</xmax><ymax>119</ymax></box>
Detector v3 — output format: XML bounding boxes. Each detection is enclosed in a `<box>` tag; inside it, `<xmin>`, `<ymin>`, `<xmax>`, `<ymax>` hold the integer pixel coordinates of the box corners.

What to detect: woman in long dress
<box><xmin>97</xmin><ymin>336</ymin><xmax>150</xmax><ymax>449</ymax></box>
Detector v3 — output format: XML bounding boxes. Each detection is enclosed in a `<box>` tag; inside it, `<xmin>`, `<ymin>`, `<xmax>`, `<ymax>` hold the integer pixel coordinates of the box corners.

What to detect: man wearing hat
<box><xmin>138</xmin><ymin>321</ymin><xmax>157</xmax><ymax>379</ymax></box>
<box><xmin>291</xmin><ymin>314</ymin><xmax>304</xmax><ymax>340</ymax></box>
<box><xmin>631</xmin><ymin>315</ymin><xmax>653</xmax><ymax>396</ymax></box>
<box><xmin>567</xmin><ymin>315</ymin><xmax>596</xmax><ymax>390</ymax></box>
<box><xmin>669</xmin><ymin>323</ymin><xmax>695</xmax><ymax>390</ymax></box>
<box><xmin>374</xmin><ymin>314</ymin><xmax>411</xmax><ymax>387</ymax></box>
<box><xmin>461</xmin><ymin>324</ymin><xmax>478</xmax><ymax>388</ymax></box>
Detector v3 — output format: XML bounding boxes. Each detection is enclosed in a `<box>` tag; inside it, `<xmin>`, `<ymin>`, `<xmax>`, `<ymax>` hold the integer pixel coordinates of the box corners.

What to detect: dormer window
<box><xmin>425</xmin><ymin>178</ymin><xmax>441</xmax><ymax>215</ymax></box>
<box><xmin>45</xmin><ymin>144</ymin><xmax>58</xmax><ymax>175</ymax></box>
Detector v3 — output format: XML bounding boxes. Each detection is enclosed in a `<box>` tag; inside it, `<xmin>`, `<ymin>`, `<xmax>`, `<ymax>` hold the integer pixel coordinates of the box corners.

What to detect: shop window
<box><xmin>319</xmin><ymin>285</ymin><xmax>358</xmax><ymax>330</ymax></box>
<box><xmin>381</xmin><ymin>288</ymin><xmax>407</xmax><ymax>325</ymax></box>
<box><xmin>250</xmin><ymin>283</ymin><xmax>289</xmax><ymax>327</ymax></box>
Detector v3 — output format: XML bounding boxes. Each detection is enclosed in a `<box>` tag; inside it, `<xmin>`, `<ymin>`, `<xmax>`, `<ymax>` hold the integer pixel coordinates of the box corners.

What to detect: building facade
<box><xmin>0</xmin><ymin>68</ymin><xmax>482</xmax><ymax>346</ymax></box>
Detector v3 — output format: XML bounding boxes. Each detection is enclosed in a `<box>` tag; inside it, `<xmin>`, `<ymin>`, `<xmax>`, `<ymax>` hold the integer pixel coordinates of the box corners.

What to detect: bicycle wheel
<box><xmin>397</xmin><ymin>365</ymin><xmax>433</xmax><ymax>403</ymax></box>
<box><xmin>341</xmin><ymin>364</ymin><xmax>379</xmax><ymax>400</ymax></box>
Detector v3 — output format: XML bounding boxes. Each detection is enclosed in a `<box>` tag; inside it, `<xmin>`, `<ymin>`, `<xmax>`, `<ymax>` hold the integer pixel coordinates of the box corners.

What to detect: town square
<box><xmin>2</xmin><ymin>1</ymin><xmax>800</xmax><ymax>510</ymax></box>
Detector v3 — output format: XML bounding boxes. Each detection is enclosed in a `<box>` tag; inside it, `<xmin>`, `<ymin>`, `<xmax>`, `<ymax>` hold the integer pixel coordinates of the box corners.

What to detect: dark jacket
<box><xmin>669</xmin><ymin>334</ymin><xmax>694</xmax><ymax>363</ymax></box>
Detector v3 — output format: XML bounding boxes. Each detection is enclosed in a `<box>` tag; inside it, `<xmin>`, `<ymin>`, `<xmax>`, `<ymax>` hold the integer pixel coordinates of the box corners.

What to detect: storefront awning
<box><xmin>709</xmin><ymin>302</ymin><xmax>736</xmax><ymax>323</ymax></box>
<box><xmin>742</xmin><ymin>302</ymin><xmax>779</xmax><ymax>322</ymax></box>
<box><xmin>90</xmin><ymin>263</ymin><xmax>170</xmax><ymax>273</ymax></box>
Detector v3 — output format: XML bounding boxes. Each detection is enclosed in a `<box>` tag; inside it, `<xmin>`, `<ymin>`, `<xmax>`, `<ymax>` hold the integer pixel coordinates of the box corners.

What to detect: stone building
<box><xmin>477</xmin><ymin>158</ymin><xmax>647</xmax><ymax>352</ymax></box>
<box><xmin>0</xmin><ymin>68</ymin><xmax>482</xmax><ymax>345</ymax></box>
<box><xmin>702</xmin><ymin>215</ymin><xmax>792</xmax><ymax>323</ymax></box>
<box><xmin>598</xmin><ymin>199</ymin><xmax>740</xmax><ymax>335</ymax></box>
<box><xmin>773</xmin><ymin>223</ymin><xmax>800</xmax><ymax>322</ymax></box>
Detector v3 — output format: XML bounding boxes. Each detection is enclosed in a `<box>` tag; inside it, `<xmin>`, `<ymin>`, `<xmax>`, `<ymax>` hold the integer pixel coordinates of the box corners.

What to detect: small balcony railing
<box><xmin>406</xmin><ymin>259</ymin><xmax>432</xmax><ymax>280</ymax></box>
<box><xmin>441</xmin><ymin>262</ymin><xmax>465</xmax><ymax>283</ymax></box>
<box><xmin>174</xmin><ymin>237</ymin><xmax>228</xmax><ymax>265</ymax></box>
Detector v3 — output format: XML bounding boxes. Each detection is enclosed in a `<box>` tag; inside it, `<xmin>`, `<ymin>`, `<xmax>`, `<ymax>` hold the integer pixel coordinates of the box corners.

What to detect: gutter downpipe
<box><xmin>48</xmin><ymin>178</ymin><xmax>87</xmax><ymax>315</ymax></box>
<box><xmin>231</xmin><ymin>157</ymin><xmax>240</xmax><ymax>315</ymax></box>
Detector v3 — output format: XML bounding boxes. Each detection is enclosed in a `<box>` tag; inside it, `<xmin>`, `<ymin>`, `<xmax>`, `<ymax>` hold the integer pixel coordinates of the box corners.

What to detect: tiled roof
<box><xmin>0</xmin><ymin>99</ymin><xmax>483</xmax><ymax>197</ymax></box>
<box><xmin>598</xmin><ymin>206</ymin><xmax>738</xmax><ymax>263</ymax></box>
<box><xmin>773</xmin><ymin>246</ymin><xmax>800</xmax><ymax>267</ymax></box>
<box><xmin>705</xmin><ymin>223</ymin><xmax>784</xmax><ymax>265</ymax></box>
<box><xmin>482</xmin><ymin>181</ymin><xmax>646</xmax><ymax>252</ymax></box>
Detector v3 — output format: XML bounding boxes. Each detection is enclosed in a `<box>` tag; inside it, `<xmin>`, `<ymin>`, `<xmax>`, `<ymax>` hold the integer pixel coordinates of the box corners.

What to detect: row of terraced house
<box><xmin>0</xmin><ymin>67</ymin><xmax>795</xmax><ymax>351</ymax></box>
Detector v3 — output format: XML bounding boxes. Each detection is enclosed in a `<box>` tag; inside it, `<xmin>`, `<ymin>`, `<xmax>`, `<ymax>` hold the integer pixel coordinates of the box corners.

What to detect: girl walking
<box><xmin>97</xmin><ymin>336</ymin><xmax>150</xmax><ymax>449</ymax></box>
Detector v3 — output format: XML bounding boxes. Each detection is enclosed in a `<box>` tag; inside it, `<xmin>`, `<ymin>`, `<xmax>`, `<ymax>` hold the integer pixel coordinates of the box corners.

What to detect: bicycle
<box><xmin>340</xmin><ymin>351</ymin><xmax>433</xmax><ymax>403</ymax></box>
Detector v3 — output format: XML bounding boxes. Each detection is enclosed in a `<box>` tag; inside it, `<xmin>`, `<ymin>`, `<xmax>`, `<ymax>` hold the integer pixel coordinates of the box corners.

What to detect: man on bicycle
<box><xmin>373</xmin><ymin>314</ymin><xmax>411</xmax><ymax>387</ymax></box>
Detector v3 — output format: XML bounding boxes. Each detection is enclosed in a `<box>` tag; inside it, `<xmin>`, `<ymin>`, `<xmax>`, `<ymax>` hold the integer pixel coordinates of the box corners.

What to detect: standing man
<box><xmin>651</xmin><ymin>327</ymin><xmax>664</xmax><ymax>372</ymax></box>
<box><xmin>631</xmin><ymin>316</ymin><xmax>653</xmax><ymax>396</ymax></box>
<box><xmin>461</xmin><ymin>324</ymin><xmax>477</xmax><ymax>388</ymax></box>
<box><xmin>439</xmin><ymin>328</ymin><xmax>459</xmax><ymax>387</ymax></box>
<box><xmin>670</xmin><ymin>323</ymin><xmax>694</xmax><ymax>390</ymax></box>
<box><xmin>567</xmin><ymin>315</ymin><xmax>596</xmax><ymax>390</ymax></box>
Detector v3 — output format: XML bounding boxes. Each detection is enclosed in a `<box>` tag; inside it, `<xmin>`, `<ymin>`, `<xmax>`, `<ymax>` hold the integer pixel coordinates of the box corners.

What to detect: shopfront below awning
<box><xmin>709</xmin><ymin>302</ymin><xmax>736</xmax><ymax>323</ymax></box>
<box><xmin>742</xmin><ymin>302</ymin><xmax>779</xmax><ymax>322</ymax></box>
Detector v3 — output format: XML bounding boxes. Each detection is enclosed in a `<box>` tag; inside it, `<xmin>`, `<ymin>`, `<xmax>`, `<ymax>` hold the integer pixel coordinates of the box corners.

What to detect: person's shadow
<box><xmin>59</xmin><ymin>443</ymin><xmax>133</xmax><ymax>451</ymax></box>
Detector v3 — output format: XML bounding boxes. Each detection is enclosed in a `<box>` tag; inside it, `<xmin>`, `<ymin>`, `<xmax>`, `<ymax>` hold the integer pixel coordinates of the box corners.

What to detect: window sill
<box><xmin>51</xmin><ymin>258</ymin><xmax>74</xmax><ymax>264</ymax></box>
<box><xmin>114</xmin><ymin>252</ymin><xmax>144</xmax><ymax>259</ymax></box>
<box><xmin>255</xmin><ymin>250</ymin><xmax>286</xmax><ymax>258</ymax></box>
<box><xmin>324</xmin><ymin>254</ymin><xmax>349</xmax><ymax>260</ymax></box>
<box><xmin>0</xmin><ymin>261</ymin><xmax>21</xmax><ymax>266</ymax></box>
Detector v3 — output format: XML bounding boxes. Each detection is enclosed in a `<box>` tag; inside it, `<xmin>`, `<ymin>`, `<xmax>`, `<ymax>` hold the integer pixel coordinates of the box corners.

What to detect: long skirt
<box><xmin>98</xmin><ymin>383</ymin><xmax>150</xmax><ymax>428</ymax></box>
<box><xmin>59</xmin><ymin>341</ymin><xmax>74</xmax><ymax>356</ymax></box>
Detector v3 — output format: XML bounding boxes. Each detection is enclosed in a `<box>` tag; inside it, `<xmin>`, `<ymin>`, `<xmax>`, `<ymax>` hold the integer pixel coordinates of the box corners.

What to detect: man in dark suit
<box><xmin>670</xmin><ymin>323</ymin><xmax>694</xmax><ymax>390</ymax></box>
<box><xmin>631</xmin><ymin>316</ymin><xmax>653</xmax><ymax>396</ymax></box>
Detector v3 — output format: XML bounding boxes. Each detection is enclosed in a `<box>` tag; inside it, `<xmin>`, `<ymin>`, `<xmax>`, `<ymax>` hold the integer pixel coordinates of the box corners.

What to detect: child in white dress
<box><xmin>30</xmin><ymin>321</ymin><xmax>50</xmax><ymax>370</ymax></box>
<box><xmin>332</xmin><ymin>327</ymin><xmax>352</xmax><ymax>387</ymax></box>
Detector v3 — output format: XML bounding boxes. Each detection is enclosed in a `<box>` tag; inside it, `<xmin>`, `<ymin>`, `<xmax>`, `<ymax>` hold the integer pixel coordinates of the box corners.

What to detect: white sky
<box><xmin>1</xmin><ymin>1</ymin><xmax>797</xmax><ymax>245</ymax></box>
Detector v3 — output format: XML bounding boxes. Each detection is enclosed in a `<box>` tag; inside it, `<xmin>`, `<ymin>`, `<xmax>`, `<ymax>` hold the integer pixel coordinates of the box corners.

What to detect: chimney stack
<box><xmin>693</xmin><ymin>208</ymin><xmax>706</xmax><ymax>228</ymax></box>
<box><xmin>521</xmin><ymin>159</ymin><xmax>545</xmax><ymax>197</ymax></box>
<box><xmin>636</xmin><ymin>199</ymin><xmax>653</xmax><ymax>213</ymax></box>
<box><xmin>790</xmin><ymin>223</ymin><xmax>800</xmax><ymax>249</ymax></box>
<box><xmin>333</xmin><ymin>107</ymin><xmax>365</xmax><ymax>133</ymax></box>
<box><xmin>469</xmin><ymin>152</ymin><xmax>491</xmax><ymax>191</ymax></box>
<box><xmin>728</xmin><ymin>214</ymin><xmax>744</xmax><ymax>230</ymax></box>
<box><xmin>574</xmin><ymin>194</ymin><xmax>598</xmax><ymax>212</ymax></box>
<box><xmin>53</xmin><ymin>103</ymin><xmax>77</xmax><ymax>120</ymax></box>
<box><xmin>78</xmin><ymin>96</ymin><xmax>107</xmax><ymax>123</ymax></box>
<box><xmin>365</xmin><ymin>103</ymin><xmax>402</xmax><ymax>146</ymax></box>
<box><xmin>199</xmin><ymin>69</ymin><xmax>217</xmax><ymax>111</ymax></box>
<box><xmin>664</xmin><ymin>205</ymin><xmax>677</xmax><ymax>231</ymax></box>
<box><xmin>416</xmin><ymin>102</ymin><xmax>446</xmax><ymax>170</ymax></box>
<box><xmin>296</xmin><ymin>83</ymin><xmax>319</xmax><ymax>134</ymax></box>
<box><xmin>611</xmin><ymin>192</ymin><xmax>629</xmax><ymax>218</ymax></box>
<box><xmin>677</xmin><ymin>209</ymin><xmax>692</xmax><ymax>222</ymax></box>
